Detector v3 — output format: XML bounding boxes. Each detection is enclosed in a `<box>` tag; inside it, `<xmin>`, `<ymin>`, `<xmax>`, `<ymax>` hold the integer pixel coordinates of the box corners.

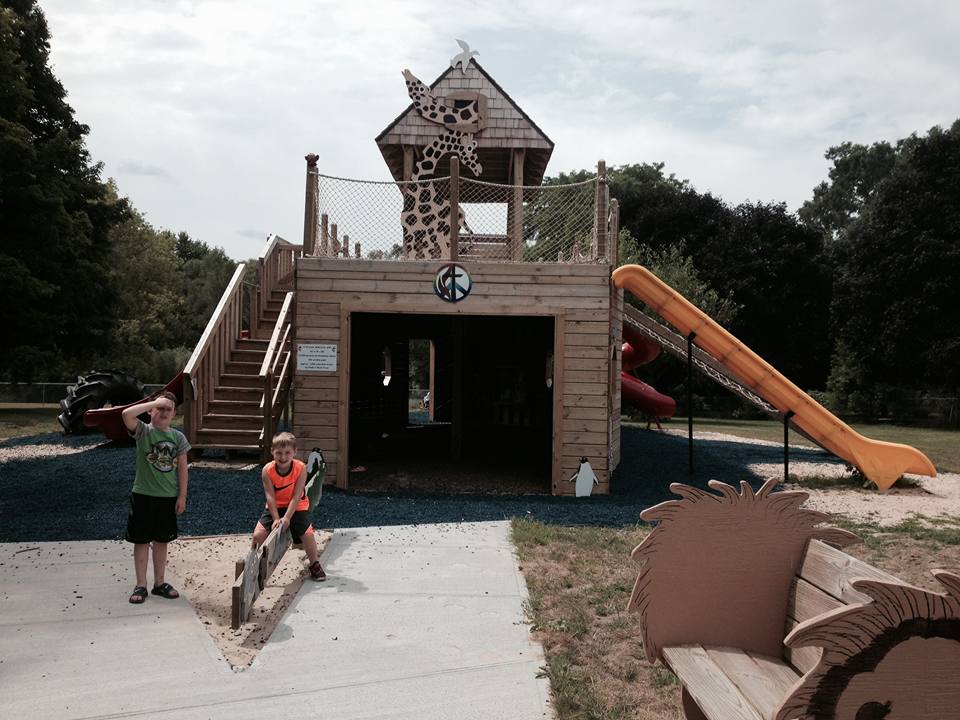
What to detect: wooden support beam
<box><xmin>510</xmin><ymin>148</ymin><xmax>526</xmax><ymax>261</ymax></box>
<box><xmin>342</xmin><ymin>234</ymin><xmax>350</xmax><ymax>258</ymax></box>
<box><xmin>403</xmin><ymin>146</ymin><xmax>414</xmax><ymax>182</ymax></box>
<box><xmin>303</xmin><ymin>154</ymin><xmax>319</xmax><ymax>256</ymax></box>
<box><xmin>320</xmin><ymin>213</ymin><xmax>329</xmax><ymax>257</ymax></box>
<box><xmin>449</xmin><ymin>155</ymin><xmax>460</xmax><ymax>262</ymax></box>
<box><xmin>595</xmin><ymin>160</ymin><xmax>608</xmax><ymax>261</ymax></box>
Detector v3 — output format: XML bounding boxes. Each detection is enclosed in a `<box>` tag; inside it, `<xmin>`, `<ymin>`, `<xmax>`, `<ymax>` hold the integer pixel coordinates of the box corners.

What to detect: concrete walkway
<box><xmin>2</xmin><ymin>521</ymin><xmax>552</xmax><ymax>719</ymax></box>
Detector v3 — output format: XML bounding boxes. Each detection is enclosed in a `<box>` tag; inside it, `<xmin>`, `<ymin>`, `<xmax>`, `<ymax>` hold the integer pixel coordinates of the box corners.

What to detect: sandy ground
<box><xmin>166</xmin><ymin>532</ymin><xmax>331</xmax><ymax>668</ymax></box>
<box><xmin>675</xmin><ymin>430</ymin><xmax>960</xmax><ymax>526</ymax></box>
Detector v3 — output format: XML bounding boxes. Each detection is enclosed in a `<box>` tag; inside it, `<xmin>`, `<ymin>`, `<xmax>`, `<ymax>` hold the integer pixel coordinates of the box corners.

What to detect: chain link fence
<box><xmin>311</xmin><ymin>173</ymin><xmax>600</xmax><ymax>263</ymax></box>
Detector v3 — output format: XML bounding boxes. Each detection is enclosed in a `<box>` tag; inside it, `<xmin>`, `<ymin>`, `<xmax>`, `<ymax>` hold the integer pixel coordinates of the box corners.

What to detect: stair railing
<box><xmin>183</xmin><ymin>264</ymin><xmax>248</xmax><ymax>445</ymax></box>
<box><xmin>254</xmin><ymin>235</ymin><xmax>302</xmax><ymax>336</ymax></box>
<box><xmin>259</xmin><ymin>291</ymin><xmax>294</xmax><ymax>459</ymax></box>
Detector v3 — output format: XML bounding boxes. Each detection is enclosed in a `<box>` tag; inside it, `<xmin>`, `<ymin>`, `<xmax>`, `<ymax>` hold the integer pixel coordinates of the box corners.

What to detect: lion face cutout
<box><xmin>777</xmin><ymin>570</ymin><xmax>960</xmax><ymax>720</ymax></box>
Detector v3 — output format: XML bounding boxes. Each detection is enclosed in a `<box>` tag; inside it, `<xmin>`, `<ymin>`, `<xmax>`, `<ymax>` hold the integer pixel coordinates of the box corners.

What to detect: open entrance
<box><xmin>347</xmin><ymin>313</ymin><xmax>554</xmax><ymax>493</ymax></box>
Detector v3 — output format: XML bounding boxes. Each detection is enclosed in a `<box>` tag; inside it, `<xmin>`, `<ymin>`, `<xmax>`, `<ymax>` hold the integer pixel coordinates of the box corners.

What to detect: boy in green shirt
<box><xmin>121</xmin><ymin>391</ymin><xmax>190</xmax><ymax>604</ymax></box>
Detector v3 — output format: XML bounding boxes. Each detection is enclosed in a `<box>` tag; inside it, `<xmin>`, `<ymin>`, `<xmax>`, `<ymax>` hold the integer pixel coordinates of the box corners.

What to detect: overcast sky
<box><xmin>41</xmin><ymin>0</ymin><xmax>960</xmax><ymax>260</ymax></box>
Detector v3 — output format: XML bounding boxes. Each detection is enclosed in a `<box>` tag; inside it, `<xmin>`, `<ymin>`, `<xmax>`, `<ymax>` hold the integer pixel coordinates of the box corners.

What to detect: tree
<box><xmin>618</xmin><ymin>232</ymin><xmax>740</xmax><ymax>327</ymax></box>
<box><xmin>827</xmin><ymin>120</ymin><xmax>960</xmax><ymax>418</ymax></box>
<box><xmin>0</xmin><ymin>2</ymin><xmax>128</xmax><ymax>381</ymax></box>
<box><xmin>609</xmin><ymin>165</ymin><xmax>830</xmax><ymax>388</ymax></box>
<box><xmin>799</xmin><ymin>141</ymin><xmax>898</xmax><ymax>242</ymax></box>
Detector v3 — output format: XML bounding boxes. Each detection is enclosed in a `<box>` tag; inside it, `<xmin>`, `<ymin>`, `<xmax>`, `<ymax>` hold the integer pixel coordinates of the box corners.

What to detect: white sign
<box><xmin>297</xmin><ymin>343</ymin><xmax>337</xmax><ymax>372</ymax></box>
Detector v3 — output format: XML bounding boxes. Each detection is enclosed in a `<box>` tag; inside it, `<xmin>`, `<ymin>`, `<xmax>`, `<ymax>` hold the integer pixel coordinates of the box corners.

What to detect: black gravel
<box><xmin>0</xmin><ymin>426</ymin><xmax>840</xmax><ymax>543</ymax></box>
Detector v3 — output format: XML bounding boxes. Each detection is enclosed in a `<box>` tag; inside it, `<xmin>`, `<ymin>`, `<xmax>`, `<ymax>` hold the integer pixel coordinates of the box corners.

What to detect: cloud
<box><xmin>39</xmin><ymin>0</ymin><xmax>960</xmax><ymax>259</ymax></box>
<box><xmin>117</xmin><ymin>160</ymin><xmax>173</xmax><ymax>180</ymax></box>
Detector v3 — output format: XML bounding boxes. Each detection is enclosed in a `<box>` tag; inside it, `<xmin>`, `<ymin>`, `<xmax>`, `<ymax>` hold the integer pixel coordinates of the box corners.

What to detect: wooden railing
<box><xmin>253</xmin><ymin>235</ymin><xmax>301</xmax><ymax>337</ymax></box>
<box><xmin>259</xmin><ymin>291</ymin><xmax>294</xmax><ymax>458</ymax></box>
<box><xmin>183</xmin><ymin>264</ymin><xmax>248</xmax><ymax>445</ymax></box>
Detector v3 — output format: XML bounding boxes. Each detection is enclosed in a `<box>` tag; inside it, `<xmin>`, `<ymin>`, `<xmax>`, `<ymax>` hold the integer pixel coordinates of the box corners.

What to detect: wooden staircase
<box><xmin>183</xmin><ymin>236</ymin><xmax>300</xmax><ymax>458</ymax></box>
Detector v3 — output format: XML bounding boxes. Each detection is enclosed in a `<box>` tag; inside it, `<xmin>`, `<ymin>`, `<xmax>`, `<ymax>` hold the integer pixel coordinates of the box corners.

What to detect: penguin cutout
<box><xmin>305</xmin><ymin>448</ymin><xmax>325</xmax><ymax>511</ymax></box>
<box><xmin>569</xmin><ymin>456</ymin><xmax>598</xmax><ymax>497</ymax></box>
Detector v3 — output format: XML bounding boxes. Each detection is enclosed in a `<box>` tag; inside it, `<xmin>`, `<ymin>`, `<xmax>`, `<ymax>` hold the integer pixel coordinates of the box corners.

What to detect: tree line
<box><xmin>1</xmin><ymin>1</ymin><xmax>236</xmax><ymax>384</ymax></box>
<box><xmin>3</xmin><ymin>2</ymin><xmax>958</xmax><ymax>424</ymax></box>
<box><xmin>531</xmin><ymin>121</ymin><xmax>960</xmax><ymax>423</ymax></box>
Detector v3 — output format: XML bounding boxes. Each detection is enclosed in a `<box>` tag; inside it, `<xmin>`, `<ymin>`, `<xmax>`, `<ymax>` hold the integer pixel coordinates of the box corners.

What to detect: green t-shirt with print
<box><xmin>131</xmin><ymin>421</ymin><xmax>191</xmax><ymax>497</ymax></box>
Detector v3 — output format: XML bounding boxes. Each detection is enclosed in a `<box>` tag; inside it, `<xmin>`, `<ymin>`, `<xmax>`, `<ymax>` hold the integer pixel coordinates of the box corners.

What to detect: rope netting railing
<box><xmin>310</xmin><ymin>173</ymin><xmax>602</xmax><ymax>263</ymax></box>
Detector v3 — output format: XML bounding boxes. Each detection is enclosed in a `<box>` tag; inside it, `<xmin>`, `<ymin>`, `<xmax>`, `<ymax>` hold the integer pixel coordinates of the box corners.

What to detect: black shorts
<box><xmin>258</xmin><ymin>508</ymin><xmax>312</xmax><ymax>543</ymax></box>
<box><xmin>125</xmin><ymin>492</ymin><xmax>178</xmax><ymax>544</ymax></box>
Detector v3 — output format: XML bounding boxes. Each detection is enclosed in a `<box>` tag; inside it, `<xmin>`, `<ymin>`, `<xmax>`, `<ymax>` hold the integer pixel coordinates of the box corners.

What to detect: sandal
<box><xmin>151</xmin><ymin>582</ymin><xmax>180</xmax><ymax>599</ymax></box>
<box><xmin>129</xmin><ymin>586</ymin><xmax>148</xmax><ymax>604</ymax></box>
<box><xmin>309</xmin><ymin>561</ymin><xmax>327</xmax><ymax>581</ymax></box>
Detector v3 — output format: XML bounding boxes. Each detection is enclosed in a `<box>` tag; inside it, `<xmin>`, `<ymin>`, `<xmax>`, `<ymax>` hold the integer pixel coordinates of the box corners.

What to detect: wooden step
<box><xmin>208</xmin><ymin>399</ymin><xmax>261</xmax><ymax>415</ymax></box>
<box><xmin>196</xmin><ymin>428</ymin><xmax>262</xmax><ymax>446</ymax></box>
<box><xmin>214</xmin><ymin>385</ymin><xmax>263</xmax><ymax>401</ymax></box>
<box><xmin>231</xmin><ymin>348</ymin><xmax>267</xmax><ymax>362</ymax></box>
<box><xmin>236</xmin><ymin>338</ymin><xmax>270</xmax><ymax>351</ymax></box>
<box><xmin>201</xmin><ymin>413</ymin><xmax>263</xmax><ymax>430</ymax></box>
<box><xmin>220</xmin><ymin>373</ymin><xmax>262</xmax><ymax>389</ymax></box>
<box><xmin>225</xmin><ymin>360</ymin><xmax>262</xmax><ymax>375</ymax></box>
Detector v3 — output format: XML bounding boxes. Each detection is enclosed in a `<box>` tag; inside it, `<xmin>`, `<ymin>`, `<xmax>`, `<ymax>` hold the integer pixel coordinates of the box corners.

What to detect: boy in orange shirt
<box><xmin>252</xmin><ymin>432</ymin><xmax>326</xmax><ymax>580</ymax></box>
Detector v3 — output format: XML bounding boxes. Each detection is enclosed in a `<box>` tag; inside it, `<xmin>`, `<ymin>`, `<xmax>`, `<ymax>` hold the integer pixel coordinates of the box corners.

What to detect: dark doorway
<box><xmin>347</xmin><ymin>313</ymin><xmax>554</xmax><ymax>493</ymax></box>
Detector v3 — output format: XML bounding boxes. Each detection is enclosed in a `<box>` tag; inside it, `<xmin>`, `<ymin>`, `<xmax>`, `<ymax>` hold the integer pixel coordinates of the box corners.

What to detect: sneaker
<box><xmin>309</xmin><ymin>561</ymin><xmax>327</xmax><ymax>581</ymax></box>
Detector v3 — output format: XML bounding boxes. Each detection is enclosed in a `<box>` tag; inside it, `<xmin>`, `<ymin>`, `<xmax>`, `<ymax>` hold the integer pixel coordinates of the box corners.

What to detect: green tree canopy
<box><xmin>827</xmin><ymin>120</ymin><xmax>960</xmax><ymax>416</ymax></box>
<box><xmin>0</xmin><ymin>1</ymin><xmax>128</xmax><ymax>381</ymax></box>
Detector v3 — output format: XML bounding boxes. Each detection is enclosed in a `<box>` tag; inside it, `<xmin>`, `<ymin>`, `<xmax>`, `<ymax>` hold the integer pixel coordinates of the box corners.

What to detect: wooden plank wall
<box><xmin>294</xmin><ymin>258</ymin><xmax>613</xmax><ymax>495</ymax></box>
<box><xmin>609</xmin><ymin>287</ymin><xmax>624</xmax><ymax>472</ymax></box>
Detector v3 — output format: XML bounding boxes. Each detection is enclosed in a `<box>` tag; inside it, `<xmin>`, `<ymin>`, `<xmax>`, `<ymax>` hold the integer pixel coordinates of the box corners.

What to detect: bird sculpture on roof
<box><xmin>450</xmin><ymin>39</ymin><xmax>478</xmax><ymax>74</ymax></box>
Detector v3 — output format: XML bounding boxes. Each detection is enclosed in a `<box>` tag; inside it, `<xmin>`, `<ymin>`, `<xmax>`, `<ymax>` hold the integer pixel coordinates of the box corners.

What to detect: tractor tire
<box><xmin>57</xmin><ymin>369</ymin><xmax>146</xmax><ymax>434</ymax></box>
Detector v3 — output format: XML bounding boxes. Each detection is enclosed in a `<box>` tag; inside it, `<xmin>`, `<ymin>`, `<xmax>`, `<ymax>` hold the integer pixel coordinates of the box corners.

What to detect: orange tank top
<box><xmin>265</xmin><ymin>459</ymin><xmax>308</xmax><ymax>511</ymax></box>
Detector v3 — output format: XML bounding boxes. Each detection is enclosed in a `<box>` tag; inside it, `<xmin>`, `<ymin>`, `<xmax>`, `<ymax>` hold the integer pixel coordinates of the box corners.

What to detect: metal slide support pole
<box><xmin>783</xmin><ymin>410</ymin><xmax>796</xmax><ymax>483</ymax></box>
<box><xmin>687</xmin><ymin>331</ymin><xmax>696</xmax><ymax>475</ymax></box>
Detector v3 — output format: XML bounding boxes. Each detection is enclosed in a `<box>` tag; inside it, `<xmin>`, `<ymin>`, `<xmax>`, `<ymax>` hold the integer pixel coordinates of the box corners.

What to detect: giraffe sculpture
<box><xmin>400</xmin><ymin>69</ymin><xmax>485</xmax><ymax>260</ymax></box>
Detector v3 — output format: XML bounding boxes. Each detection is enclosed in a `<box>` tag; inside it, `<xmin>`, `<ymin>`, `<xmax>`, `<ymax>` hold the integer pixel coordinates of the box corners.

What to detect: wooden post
<box><xmin>428</xmin><ymin>340</ymin><xmax>436</xmax><ymax>423</ymax></box>
<box><xmin>330</xmin><ymin>223</ymin><xmax>338</xmax><ymax>257</ymax></box>
<box><xmin>449</xmin><ymin>155</ymin><xmax>460</xmax><ymax>262</ymax></box>
<box><xmin>510</xmin><ymin>148</ymin><xmax>526</xmax><ymax>261</ymax></box>
<box><xmin>609</xmin><ymin>198</ymin><xmax>620</xmax><ymax>266</ymax></box>
<box><xmin>403</xmin><ymin>146</ymin><xmax>414</xmax><ymax>182</ymax></box>
<box><xmin>342</xmin><ymin>234</ymin><xmax>350</xmax><ymax>258</ymax></box>
<box><xmin>263</xmin><ymin>370</ymin><xmax>273</xmax><ymax>462</ymax></box>
<box><xmin>451</xmin><ymin>317</ymin><xmax>463</xmax><ymax>461</ymax></box>
<box><xmin>303</xmin><ymin>154</ymin><xmax>319</xmax><ymax>256</ymax></box>
<box><xmin>595</xmin><ymin>160</ymin><xmax>608</xmax><ymax>260</ymax></box>
<box><xmin>354</xmin><ymin>241</ymin><xmax>361</xmax><ymax>258</ymax></box>
<box><xmin>320</xmin><ymin>213</ymin><xmax>329</xmax><ymax>257</ymax></box>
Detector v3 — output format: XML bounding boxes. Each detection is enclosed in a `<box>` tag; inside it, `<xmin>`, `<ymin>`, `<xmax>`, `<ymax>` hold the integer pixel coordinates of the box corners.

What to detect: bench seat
<box><xmin>663</xmin><ymin>646</ymin><xmax>800</xmax><ymax>720</ymax></box>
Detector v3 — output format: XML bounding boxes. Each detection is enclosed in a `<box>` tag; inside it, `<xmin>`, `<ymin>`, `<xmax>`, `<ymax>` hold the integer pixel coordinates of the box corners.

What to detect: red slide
<box><xmin>621</xmin><ymin>324</ymin><xmax>676</xmax><ymax>419</ymax></box>
<box><xmin>83</xmin><ymin>372</ymin><xmax>185</xmax><ymax>442</ymax></box>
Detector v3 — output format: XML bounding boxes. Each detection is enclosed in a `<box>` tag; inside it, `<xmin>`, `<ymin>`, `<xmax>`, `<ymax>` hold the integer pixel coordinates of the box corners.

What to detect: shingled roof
<box><xmin>376</xmin><ymin>60</ymin><xmax>554</xmax><ymax>187</ymax></box>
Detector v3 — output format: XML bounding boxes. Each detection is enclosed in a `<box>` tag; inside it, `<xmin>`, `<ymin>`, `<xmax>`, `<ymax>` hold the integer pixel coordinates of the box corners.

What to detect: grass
<box><xmin>513</xmin><ymin>518</ymin><xmax>683</xmax><ymax>720</ymax></box>
<box><xmin>0</xmin><ymin>407</ymin><xmax>61</xmax><ymax>440</ymax></box>
<box><xmin>512</xmin><ymin>515</ymin><xmax>960</xmax><ymax>719</ymax></box>
<box><xmin>640</xmin><ymin>416</ymin><xmax>960</xmax><ymax>473</ymax></box>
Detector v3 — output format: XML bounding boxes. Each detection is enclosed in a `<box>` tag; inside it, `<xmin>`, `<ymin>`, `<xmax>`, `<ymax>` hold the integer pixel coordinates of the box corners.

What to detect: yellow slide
<box><xmin>612</xmin><ymin>265</ymin><xmax>937</xmax><ymax>490</ymax></box>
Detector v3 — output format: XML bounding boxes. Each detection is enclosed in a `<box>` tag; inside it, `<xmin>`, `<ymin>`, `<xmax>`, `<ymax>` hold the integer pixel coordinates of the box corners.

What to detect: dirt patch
<box><xmin>666</xmin><ymin>428</ymin><xmax>960</xmax><ymax>526</ymax></box>
<box><xmin>0</xmin><ymin>440</ymin><xmax>99</xmax><ymax>464</ymax></box>
<box><xmin>166</xmin><ymin>532</ymin><xmax>331</xmax><ymax>668</ymax></box>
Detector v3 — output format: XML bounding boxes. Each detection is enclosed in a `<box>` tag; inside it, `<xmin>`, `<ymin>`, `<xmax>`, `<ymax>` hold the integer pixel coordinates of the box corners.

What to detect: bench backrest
<box><xmin>785</xmin><ymin>539</ymin><xmax>902</xmax><ymax>673</ymax></box>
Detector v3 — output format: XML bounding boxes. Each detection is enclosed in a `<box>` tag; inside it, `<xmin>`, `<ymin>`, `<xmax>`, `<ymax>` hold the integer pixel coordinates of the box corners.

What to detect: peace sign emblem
<box><xmin>434</xmin><ymin>263</ymin><xmax>472</xmax><ymax>303</ymax></box>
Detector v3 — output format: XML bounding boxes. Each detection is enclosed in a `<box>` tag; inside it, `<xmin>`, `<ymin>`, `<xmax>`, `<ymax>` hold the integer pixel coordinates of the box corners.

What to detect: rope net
<box><xmin>312</xmin><ymin>173</ymin><xmax>601</xmax><ymax>263</ymax></box>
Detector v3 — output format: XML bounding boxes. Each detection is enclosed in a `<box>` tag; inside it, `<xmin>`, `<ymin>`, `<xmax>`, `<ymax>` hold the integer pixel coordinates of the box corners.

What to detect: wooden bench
<box><xmin>628</xmin><ymin>478</ymin><xmax>960</xmax><ymax>720</ymax></box>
